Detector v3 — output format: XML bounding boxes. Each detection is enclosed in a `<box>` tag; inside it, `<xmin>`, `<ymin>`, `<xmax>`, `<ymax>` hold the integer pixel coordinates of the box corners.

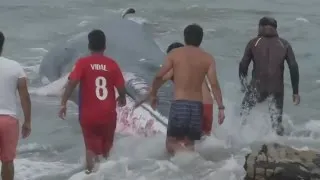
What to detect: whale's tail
<box><xmin>122</xmin><ymin>8</ymin><xmax>136</xmax><ymax>19</ymax></box>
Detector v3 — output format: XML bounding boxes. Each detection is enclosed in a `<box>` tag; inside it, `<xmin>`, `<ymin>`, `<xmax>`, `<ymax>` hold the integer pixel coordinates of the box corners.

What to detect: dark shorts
<box><xmin>167</xmin><ymin>100</ymin><xmax>203</xmax><ymax>140</ymax></box>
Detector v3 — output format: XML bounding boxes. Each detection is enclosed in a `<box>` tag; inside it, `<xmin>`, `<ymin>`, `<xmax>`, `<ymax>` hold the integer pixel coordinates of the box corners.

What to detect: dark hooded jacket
<box><xmin>239</xmin><ymin>26</ymin><xmax>299</xmax><ymax>94</ymax></box>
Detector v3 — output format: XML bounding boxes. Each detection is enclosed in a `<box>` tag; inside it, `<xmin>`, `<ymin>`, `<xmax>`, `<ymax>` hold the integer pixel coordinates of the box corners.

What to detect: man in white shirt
<box><xmin>0</xmin><ymin>32</ymin><xmax>31</xmax><ymax>180</ymax></box>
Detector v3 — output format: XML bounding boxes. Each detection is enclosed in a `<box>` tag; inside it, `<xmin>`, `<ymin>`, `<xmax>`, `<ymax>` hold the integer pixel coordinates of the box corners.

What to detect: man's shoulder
<box><xmin>195</xmin><ymin>48</ymin><xmax>214</xmax><ymax>61</ymax></box>
<box><xmin>75</xmin><ymin>56</ymin><xmax>89</xmax><ymax>65</ymax></box>
<box><xmin>0</xmin><ymin>57</ymin><xmax>22</xmax><ymax>67</ymax></box>
<box><xmin>103</xmin><ymin>56</ymin><xmax>117</xmax><ymax>63</ymax></box>
<box><xmin>76</xmin><ymin>55</ymin><xmax>113</xmax><ymax>64</ymax></box>
<box><xmin>0</xmin><ymin>57</ymin><xmax>24</xmax><ymax>74</ymax></box>
<box><xmin>248</xmin><ymin>37</ymin><xmax>261</xmax><ymax>44</ymax></box>
<box><xmin>103</xmin><ymin>56</ymin><xmax>120</xmax><ymax>68</ymax></box>
<box><xmin>278</xmin><ymin>37</ymin><xmax>290</xmax><ymax>46</ymax></box>
<box><xmin>172</xmin><ymin>46</ymin><xmax>210</xmax><ymax>56</ymax></box>
<box><xmin>78</xmin><ymin>55</ymin><xmax>97</xmax><ymax>62</ymax></box>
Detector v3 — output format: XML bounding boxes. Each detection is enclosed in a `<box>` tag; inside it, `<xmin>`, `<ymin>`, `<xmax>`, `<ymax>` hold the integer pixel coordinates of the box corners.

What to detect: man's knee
<box><xmin>1</xmin><ymin>160</ymin><xmax>14</xmax><ymax>173</ymax></box>
<box><xmin>1</xmin><ymin>160</ymin><xmax>14</xmax><ymax>180</ymax></box>
<box><xmin>184</xmin><ymin>138</ymin><xmax>194</xmax><ymax>146</ymax></box>
<box><xmin>165</xmin><ymin>137</ymin><xmax>174</xmax><ymax>155</ymax></box>
<box><xmin>1</xmin><ymin>160</ymin><xmax>14</xmax><ymax>165</ymax></box>
<box><xmin>1</xmin><ymin>155</ymin><xmax>15</xmax><ymax>165</ymax></box>
<box><xmin>166</xmin><ymin>137</ymin><xmax>177</xmax><ymax>153</ymax></box>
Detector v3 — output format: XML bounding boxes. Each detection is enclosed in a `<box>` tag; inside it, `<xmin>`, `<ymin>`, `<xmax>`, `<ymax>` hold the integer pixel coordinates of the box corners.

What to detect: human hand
<box><xmin>293</xmin><ymin>94</ymin><xmax>300</xmax><ymax>105</ymax></box>
<box><xmin>59</xmin><ymin>105</ymin><xmax>67</xmax><ymax>120</ymax></box>
<box><xmin>22</xmin><ymin>122</ymin><xmax>31</xmax><ymax>139</ymax></box>
<box><xmin>117</xmin><ymin>97</ymin><xmax>127</xmax><ymax>107</ymax></box>
<box><xmin>218</xmin><ymin>109</ymin><xmax>225</xmax><ymax>125</ymax></box>
<box><xmin>150</xmin><ymin>95</ymin><xmax>158</xmax><ymax>110</ymax></box>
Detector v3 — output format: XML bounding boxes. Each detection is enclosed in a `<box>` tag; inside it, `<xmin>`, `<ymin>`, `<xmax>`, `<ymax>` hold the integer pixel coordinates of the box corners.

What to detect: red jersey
<box><xmin>69</xmin><ymin>54</ymin><xmax>125</xmax><ymax>123</ymax></box>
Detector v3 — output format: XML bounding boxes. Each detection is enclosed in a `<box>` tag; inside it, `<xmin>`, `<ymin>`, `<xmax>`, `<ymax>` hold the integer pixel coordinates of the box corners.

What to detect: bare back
<box><xmin>169</xmin><ymin>46</ymin><xmax>212</xmax><ymax>101</ymax></box>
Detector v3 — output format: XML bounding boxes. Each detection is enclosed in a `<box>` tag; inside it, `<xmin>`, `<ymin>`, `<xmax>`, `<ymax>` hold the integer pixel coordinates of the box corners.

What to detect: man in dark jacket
<box><xmin>239</xmin><ymin>17</ymin><xmax>300</xmax><ymax>136</ymax></box>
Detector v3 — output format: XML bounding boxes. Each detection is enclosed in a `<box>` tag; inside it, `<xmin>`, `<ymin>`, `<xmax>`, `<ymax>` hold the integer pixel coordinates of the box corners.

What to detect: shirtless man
<box><xmin>167</xmin><ymin>43</ymin><xmax>215</xmax><ymax>136</ymax></box>
<box><xmin>136</xmin><ymin>41</ymin><xmax>215</xmax><ymax>154</ymax></box>
<box><xmin>139</xmin><ymin>42</ymin><xmax>215</xmax><ymax>137</ymax></box>
<box><xmin>137</xmin><ymin>24</ymin><xmax>225</xmax><ymax>153</ymax></box>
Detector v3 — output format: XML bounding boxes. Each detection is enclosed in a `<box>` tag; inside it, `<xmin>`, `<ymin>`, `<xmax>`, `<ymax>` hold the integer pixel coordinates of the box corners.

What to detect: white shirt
<box><xmin>0</xmin><ymin>57</ymin><xmax>26</xmax><ymax>118</ymax></box>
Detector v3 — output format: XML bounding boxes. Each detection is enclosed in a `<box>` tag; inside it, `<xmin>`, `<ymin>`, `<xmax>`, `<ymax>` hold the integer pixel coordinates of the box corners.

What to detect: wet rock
<box><xmin>244</xmin><ymin>143</ymin><xmax>320</xmax><ymax>180</ymax></box>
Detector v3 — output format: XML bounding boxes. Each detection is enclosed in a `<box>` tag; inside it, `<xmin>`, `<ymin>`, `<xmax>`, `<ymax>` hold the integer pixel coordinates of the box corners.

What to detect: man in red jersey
<box><xmin>59</xmin><ymin>29</ymin><xmax>126</xmax><ymax>174</ymax></box>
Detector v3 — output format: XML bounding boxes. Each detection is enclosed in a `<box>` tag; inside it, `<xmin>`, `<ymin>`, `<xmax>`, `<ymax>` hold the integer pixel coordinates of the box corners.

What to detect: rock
<box><xmin>244</xmin><ymin>143</ymin><xmax>320</xmax><ymax>180</ymax></box>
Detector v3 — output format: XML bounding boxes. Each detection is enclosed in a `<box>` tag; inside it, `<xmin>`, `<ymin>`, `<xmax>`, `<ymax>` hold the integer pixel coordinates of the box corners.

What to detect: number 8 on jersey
<box><xmin>95</xmin><ymin>76</ymin><xmax>108</xmax><ymax>100</ymax></box>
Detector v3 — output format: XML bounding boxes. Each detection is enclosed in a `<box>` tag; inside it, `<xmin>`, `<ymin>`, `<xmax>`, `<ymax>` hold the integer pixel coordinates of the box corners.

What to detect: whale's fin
<box><xmin>122</xmin><ymin>8</ymin><xmax>136</xmax><ymax>19</ymax></box>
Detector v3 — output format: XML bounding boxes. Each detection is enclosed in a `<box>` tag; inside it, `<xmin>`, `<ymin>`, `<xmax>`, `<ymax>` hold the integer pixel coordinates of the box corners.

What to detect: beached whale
<box><xmin>39</xmin><ymin>8</ymin><xmax>164</xmax><ymax>83</ymax></box>
<box><xmin>35</xmin><ymin>8</ymin><xmax>168</xmax><ymax>137</ymax></box>
<box><xmin>39</xmin><ymin>8</ymin><xmax>165</xmax><ymax>100</ymax></box>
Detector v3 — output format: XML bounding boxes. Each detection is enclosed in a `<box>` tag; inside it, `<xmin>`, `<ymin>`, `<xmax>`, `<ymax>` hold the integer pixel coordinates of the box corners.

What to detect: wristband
<box><xmin>218</xmin><ymin>105</ymin><xmax>225</xmax><ymax>110</ymax></box>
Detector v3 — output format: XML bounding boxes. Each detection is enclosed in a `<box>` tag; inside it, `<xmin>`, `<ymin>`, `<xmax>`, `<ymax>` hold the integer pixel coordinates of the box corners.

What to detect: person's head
<box><xmin>0</xmin><ymin>31</ymin><xmax>4</xmax><ymax>55</ymax></box>
<box><xmin>166</xmin><ymin>42</ymin><xmax>184</xmax><ymax>53</ymax></box>
<box><xmin>183</xmin><ymin>24</ymin><xmax>203</xmax><ymax>47</ymax></box>
<box><xmin>88</xmin><ymin>29</ymin><xmax>106</xmax><ymax>52</ymax></box>
<box><xmin>258</xmin><ymin>17</ymin><xmax>278</xmax><ymax>37</ymax></box>
<box><xmin>259</xmin><ymin>17</ymin><xmax>277</xmax><ymax>30</ymax></box>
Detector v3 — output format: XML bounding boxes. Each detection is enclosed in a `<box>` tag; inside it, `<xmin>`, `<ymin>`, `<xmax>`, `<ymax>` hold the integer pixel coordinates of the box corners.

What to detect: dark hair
<box><xmin>183</xmin><ymin>24</ymin><xmax>203</xmax><ymax>47</ymax></box>
<box><xmin>259</xmin><ymin>17</ymin><xmax>277</xmax><ymax>29</ymax></box>
<box><xmin>166</xmin><ymin>42</ymin><xmax>184</xmax><ymax>53</ymax></box>
<box><xmin>0</xmin><ymin>31</ymin><xmax>4</xmax><ymax>54</ymax></box>
<box><xmin>88</xmin><ymin>29</ymin><xmax>106</xmax><ymax>52</ymax></box>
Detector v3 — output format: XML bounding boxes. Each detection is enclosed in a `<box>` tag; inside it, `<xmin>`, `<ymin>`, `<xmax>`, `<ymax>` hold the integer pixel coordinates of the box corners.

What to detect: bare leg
<box><xmin>103</xmin><ymin>152</ymin><xmax>109</xmax><ymax>160</ymax></box>
<box><xmin>165</xmin><ymin>136</ymin><xmax>174</xmax><ymax>155</ymax></box>
<box><xmin>1</xmin><ymin>161</ymin><xmax>14</xmax><ymax>180</ymax></box>
<box><xmin>102</xmin><ymin>143</ymin><xmax>112</xmax><ymax>160</ymax></box>
<box><xmin>95</xmin><ymin>156</ymin><xmax>100</xmax><ymax>163</ymax></box>
<box><xmin>102</xmin><ymin>121</ymin><xmax>116</xmax><ymax>160</ymax></box>
<box><xmin>85</xmin><ymin>150</ymin><xmax>95</xmax><ymax>174</ymax></box>
<box><xmin>183</xmin><ymin>138</ymin><xmax>195</xmax><ymax>152</ymax></box>
<box><xmin>166</xmin><ymin>137</ymin><xmax>189</xmax><ymax>155</ymax></box>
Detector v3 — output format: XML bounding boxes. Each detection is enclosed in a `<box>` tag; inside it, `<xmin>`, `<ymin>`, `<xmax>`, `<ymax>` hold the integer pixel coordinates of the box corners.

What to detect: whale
<box><xmin>39</xmin><ymin>8</ymin><xmax>165</xmax><ymax>99</ymax></box>
<box><xmin>39</xmin><ymin>8</ymin><xmax>165</xmax><ymax>85</ymax></box>
<box><xmin>35</xmin><ymin>8</ymin><xmax>168</xmax><ymax>136</ymax></box>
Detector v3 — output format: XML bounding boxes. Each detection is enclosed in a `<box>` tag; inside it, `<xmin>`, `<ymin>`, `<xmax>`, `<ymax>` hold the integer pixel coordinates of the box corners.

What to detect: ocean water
<box><xmin>1</xmin><ymin>0</ymin><xmax>320</xmax><ymax>179</ymax></box>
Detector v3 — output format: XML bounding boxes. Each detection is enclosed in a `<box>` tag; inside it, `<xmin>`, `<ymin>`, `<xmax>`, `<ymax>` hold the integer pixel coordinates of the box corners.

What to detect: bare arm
<box><xmin>134</xmin><ymin>68</ymin><xmax>171</xmax><ymax>108</ymax></box>
<box><xmin>207</xmin><ymin>57</ymin><xmax>224</xmax><ymax>108</ymax></box>
<box><xmin>204</xmin><ymin>76</ymin><xmax>214</xmax><ymax>100</ymax></box>
<box><xmin>154</xmin><ymin>69</ymin><xmax>173</xmax><ymax>91</ymax></box>
<box><xmin>239</xmin><ymin>40</ymin><xmax>253</xmax><ymax>90</ymax></box>
<box><xmin>117</xmin><ymin>86</ymin><xmax>126</xmax><ymax>101</ymax></box>
<box><xmin>162</xmin><ymin>69</ymin><xmax>173</xmax><ymax>81</ymax></box>
<box><xmin>285</xmin><ymin>42</ymin><xmax>299</xmax><ymax>94</ymax></box>
<box><xmin>17</xmin><ymin>77</ymin><xmax>31</xmax><ymax>124</ymax></box>
<box><xmin>150</xmin><ymin>56</ymin><xmax>173</xmax><ymax>96</ymax></box>
<box><xmin>61</xmin><ymin>61</ymin><xmax>83</xmax><ymax>107</ymax></box>
<box><xmin>61</xmin><ymin>79</ymin><xmax>78</xmax><ymax>106</ymax></box>
<box><xmin>113</xmin><ymin>62</ymin><xmax>127</xmax><ymax>106</ymax></box>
